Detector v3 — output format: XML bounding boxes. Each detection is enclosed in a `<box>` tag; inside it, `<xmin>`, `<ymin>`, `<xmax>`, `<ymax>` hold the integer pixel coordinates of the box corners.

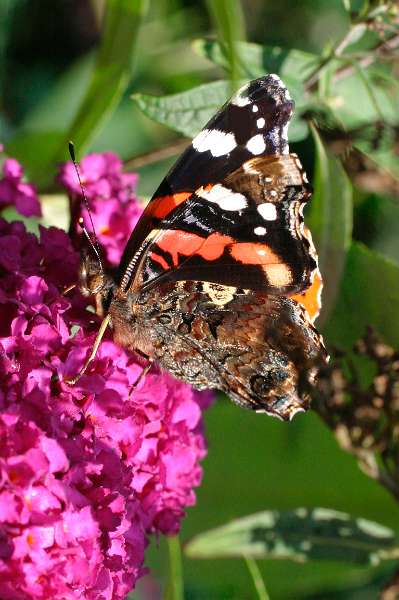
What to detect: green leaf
<box><xmin>6</xmin><ymin>131</ymin><xmax>67</xmax><ymax>184</ymax></box>
<box><xmin>40</xmin><ymin>194</ymin><xmax>69</xmax><ymax>232</ymax></box>
<box><xmin>193</xmin><ymin>39</ymin><xmax>319</xmax><ymax>84</ymax></box>
<box><xmin>32</xmin><ymin>0</ymin><xmax>148</xmax><ymax>188</ymax></box>
<box><xmin>341</xmin><ymin>0</ymin><xmax>351</xmax><ymax>12</ymax></box>
<box><xmin>355</xmin><ymin>139</ymin><xmax>399</xmax><ymax>184</ymax></box>
<box><xmin>205</xmin><ymin>0</ymin><xmax>246</xmax><ymax>82</ymax></box>
<box><xmin>327</xmin><ymin>68</ymin><xmax>399</xmax><ymax>130</ymax></box>
<box><xmin>65</xmin><ymin>0</ymin><xmax>148</xmax><ymax>151</ymax></box>
<box><xmin>337</xmin><ymin>23</ymin><xmax>368</xmax><ymax>51</ymax></box>
<box><xmin>185</xmin><ymin>508</ymin><xmax>399</xmax><ymax>565</ymax></box>
<box><xmin>132</xmin><ymin>80</ymin><xmax>234</xmax><ymax>139</ymax></box>
<box><xmin>307</xmin><ymin>125</ymin><xmax>353</xmax><ymax>324</ymax></box>
<box><xmin>324</xmin><ymin>242</ymin><xmax>399</xmax><ymax>348</ymax></box>
<box><xmin>132</xmin><ymin>79</ymin><xmax>308</xmax><ymax>142</ymax></box>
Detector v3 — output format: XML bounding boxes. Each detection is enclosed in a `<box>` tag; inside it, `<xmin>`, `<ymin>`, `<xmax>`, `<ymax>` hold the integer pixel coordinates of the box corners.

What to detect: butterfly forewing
<box><xmin>126</xmin><ymin>153</ymin><xmax>317</xmax><ymax>297</ymax></box>
<box><xmin>117</xmin><ymin>74</ymin><xmax>295</xmax><ymax>289</ymax></box>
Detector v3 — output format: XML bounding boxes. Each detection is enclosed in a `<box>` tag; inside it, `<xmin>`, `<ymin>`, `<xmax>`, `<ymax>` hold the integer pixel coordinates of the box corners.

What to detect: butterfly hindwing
<box><xmin>116</xmin><ymin>280</ymin><xmax>326</xmax><ymax>420</ymax></box>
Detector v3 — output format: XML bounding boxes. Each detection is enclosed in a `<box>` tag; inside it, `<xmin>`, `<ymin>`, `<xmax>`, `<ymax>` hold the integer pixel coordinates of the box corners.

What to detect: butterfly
<box><xmin>75</xmin><ymin>74</ymin><xmax>328</xmax><ymax>421</ymax></box>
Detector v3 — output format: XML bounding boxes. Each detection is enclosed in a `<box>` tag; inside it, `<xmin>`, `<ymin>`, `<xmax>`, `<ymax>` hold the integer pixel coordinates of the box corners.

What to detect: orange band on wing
<box><xmin>151</xmin><ymin>229</ymin><xmax>284</xmax><ymax>271</ymax></box>
<box><xmin>154</xmin><ymin>230</ymin><xmax>233</xmax><ymax>266</ymax></box>
<box><xmin>230</xmin><ymin>242</ymin><xmax>280</xmax><ymax>265</ymax></box>
<box><xmin>290</xmin><ymin>270</ymin><xmax>322</xmax><ymax>322</ymax></box>
<box><xmin>150</xmin><ymin>253</ymin><xmax>169</xmax><ymax>270</ymax></box>
<box><xmin>151</xmin><ymin>192</ymin><xmax>192</xmax><ymax>219</ymax></box>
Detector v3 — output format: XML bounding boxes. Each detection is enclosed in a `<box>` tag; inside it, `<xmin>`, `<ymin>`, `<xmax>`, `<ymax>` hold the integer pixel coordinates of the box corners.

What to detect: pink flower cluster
<box><xmin>0</xmin><ymin>149</ymin><xmax>41</xmax><ymax>217</ymax></box>
<box><xmin>0</xmin><ymin>153</ymin><xmax>211</xmax><ymax>599</ymax></box>
<box><xmin>58</xmin><ymin>152</ymin><xmax>141</xmax><ymax>265</ymax></box>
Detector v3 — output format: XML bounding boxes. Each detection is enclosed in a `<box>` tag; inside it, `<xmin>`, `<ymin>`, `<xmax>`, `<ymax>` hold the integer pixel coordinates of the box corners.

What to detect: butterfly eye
<box><xmin>79</xmin><ymin>252</ymin><xmax>101</xmax><ymax>294</ymax></box>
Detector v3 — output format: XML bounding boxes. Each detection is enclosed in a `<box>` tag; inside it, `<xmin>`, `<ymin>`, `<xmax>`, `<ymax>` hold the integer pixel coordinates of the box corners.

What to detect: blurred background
<box><xmin>1</xmin><ymin>1</ymin><xmax>399</xmax><ymax>598</ymax></box>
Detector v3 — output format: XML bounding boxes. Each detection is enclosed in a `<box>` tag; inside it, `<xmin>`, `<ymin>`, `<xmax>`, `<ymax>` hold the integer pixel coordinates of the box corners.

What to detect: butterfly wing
<box><xmin>122</xmin><ymin>152</ymin><xmax>318</xmax><ymax>298</ymax></box>
<box><xmin>126</xmin><ymin>280</ymin><xmax>327</xmax><ymax>420</ymax></box>
<box><xmin>117</xmin><ymin>75</ymin><xmax>296</xmax><ymax>284</ymax></box>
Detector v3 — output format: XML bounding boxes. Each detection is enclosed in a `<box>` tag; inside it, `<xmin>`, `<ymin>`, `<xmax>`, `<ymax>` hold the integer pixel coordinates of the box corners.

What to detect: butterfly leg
<box><xmin>65</xmin><ymin>314</ymin><xmax>111</xmax><ymax>384</ymax></box>
<box><xmin>62</xmin><ymin>283</ymin><xmax>77</xmax><ymax>295</ymax></box>
<box><xmin>128</xmin><ymin>358</ymin><xmax>154</xmax><ymax>398</ymax></box>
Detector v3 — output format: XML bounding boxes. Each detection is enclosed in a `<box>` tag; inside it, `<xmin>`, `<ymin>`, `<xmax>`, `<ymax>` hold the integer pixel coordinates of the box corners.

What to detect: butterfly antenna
<box><xmin>68</xmin><ymin>141</ymin><xmax>104</xmax><ymax>273</ymax></box>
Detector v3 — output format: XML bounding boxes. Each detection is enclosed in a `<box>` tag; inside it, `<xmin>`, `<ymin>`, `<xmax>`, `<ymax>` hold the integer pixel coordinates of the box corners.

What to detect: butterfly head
<box><xmin>79</xmin><ymin>250</ymin><xmax>115</xmax><ymax>316</ymax></box>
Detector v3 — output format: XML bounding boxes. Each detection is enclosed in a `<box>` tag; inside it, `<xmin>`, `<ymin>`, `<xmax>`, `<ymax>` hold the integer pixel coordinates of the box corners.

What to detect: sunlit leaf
<box><xmin>307</xmin><ymin>125</ymin><xmax>353</xmax><ymax>324</ymax></box>
<box><xmin>193</xmin><ymin>39</ymin><xmax>318</xmax><ymax>85</ymax></box>
<box><xmin>132</xmin><ymin>80</ymin><xmax>234</xmax><ymax>139</ymax></box>
<box><xmin>185</xmin><ymin>508</ymin><xmax>399</xmax><ymax>565</ymax></box>
<box><xmin>132</xmin><ymin>79</ymin><xmax>308</xmax><ymax>142</ymax></box>
<box><xmin>324</xmin><ymin>242</ymin><xmax>399</xmax><ymax>348</ymax></box>
<box><xmin>341</xmin><ymin>0</ymin><xmax>351</xmax><ymax>12</ymax></box>
<box><xmin>328</xmin><ymin>68</ymin><xmax>399</xmax><ymax>130</ymax></box>
<box><xmin>40</xmin><ymin>194</ymin><xmax>69</xmax><ymax>231</ymax></box>
<box><xmin>338</xmin><ymin>23</ymin><xmax>368</xmax><ymax>49</ymax></box>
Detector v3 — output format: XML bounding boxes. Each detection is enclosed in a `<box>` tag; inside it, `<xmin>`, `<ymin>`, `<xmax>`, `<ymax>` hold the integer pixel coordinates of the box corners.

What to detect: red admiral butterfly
<box><xmin>75</xmin><ymin>74</ymin><xmax>328</xmax><ymax>421</ymax></box>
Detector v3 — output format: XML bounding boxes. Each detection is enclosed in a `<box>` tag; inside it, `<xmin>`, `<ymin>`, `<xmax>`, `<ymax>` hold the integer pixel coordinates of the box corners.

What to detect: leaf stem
<box><xmin>244</xmin><ymin>556</ymin><xmax>270</xmax><ymax>600</ymax></box>
<box><xmin>124</xmin><ymin>138</ymin><xmax>189</xmax><ymax>171</ymax></box>
<box><xmin>333</xmin><ymin>32</ymin><xmax>399</xmax><ymax>85</ymax></box>
<box><xmin>304</xmin><ymin>28</ymin><xmax>399</xmax><ymax>92</ymax></box>
<box><xmin>164</xmin><ymin>536</ymin><xmax>184</xmax><ymax>600</ymax></box>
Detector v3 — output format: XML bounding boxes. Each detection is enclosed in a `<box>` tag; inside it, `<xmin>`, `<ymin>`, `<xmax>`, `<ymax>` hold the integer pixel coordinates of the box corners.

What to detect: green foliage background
<box><xmin>1</xmin><ymin>1</ymin><xmax>398</xmax><ymax>598</ymax></box>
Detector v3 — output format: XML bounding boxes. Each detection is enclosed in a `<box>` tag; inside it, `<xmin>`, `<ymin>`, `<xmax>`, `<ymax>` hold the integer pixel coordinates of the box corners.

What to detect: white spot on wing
<box><xmin>192</xmin><ymin>129</ymin><xmax>237</xmax><ymax>157</ymax></box>
<box><xmin>254</xmin><ymin>226</ymin><xmax>267</xmax><ymax>236</ymax></box>
<box><xmin>202</xmin><ymin>282</ymin><xmax>237</xmax><ymax>306</ymax></box>
<box><xmin>269</xmin><ymin>73</ymin><xmax>292</xmax><ymax>101</ymax></box>
<box><xmin>231</xmin><ymin>82</ymin><xmax>251</xmax><ymax>107</ymax></box>
<box><xmin>252</xmin><ymin>104</ymin><xmax>259</xmax><ymax>113</ymax></box>
<box><xmin>256</xmin><ymin>118</ymin><xmax>265</xmax><ymax>129</ymax></box>
<box><xmin>197</xmin><ymin>184</ymin><xmax>247</xmax><ymax>211</ymax></box>
<box><xmin>257</xmin><ymin>202</ymin><xmax>277</xmax><ymax>221</ymax></box>
<box><xmin>246</xmin><ymin>134</ymin><xmax>266</xmax><ymax>155</ymax></box>
<box><xmin>281</xmin><ymin>123</ymin><xmax>290</xmax><ymax>154</ymax></box>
